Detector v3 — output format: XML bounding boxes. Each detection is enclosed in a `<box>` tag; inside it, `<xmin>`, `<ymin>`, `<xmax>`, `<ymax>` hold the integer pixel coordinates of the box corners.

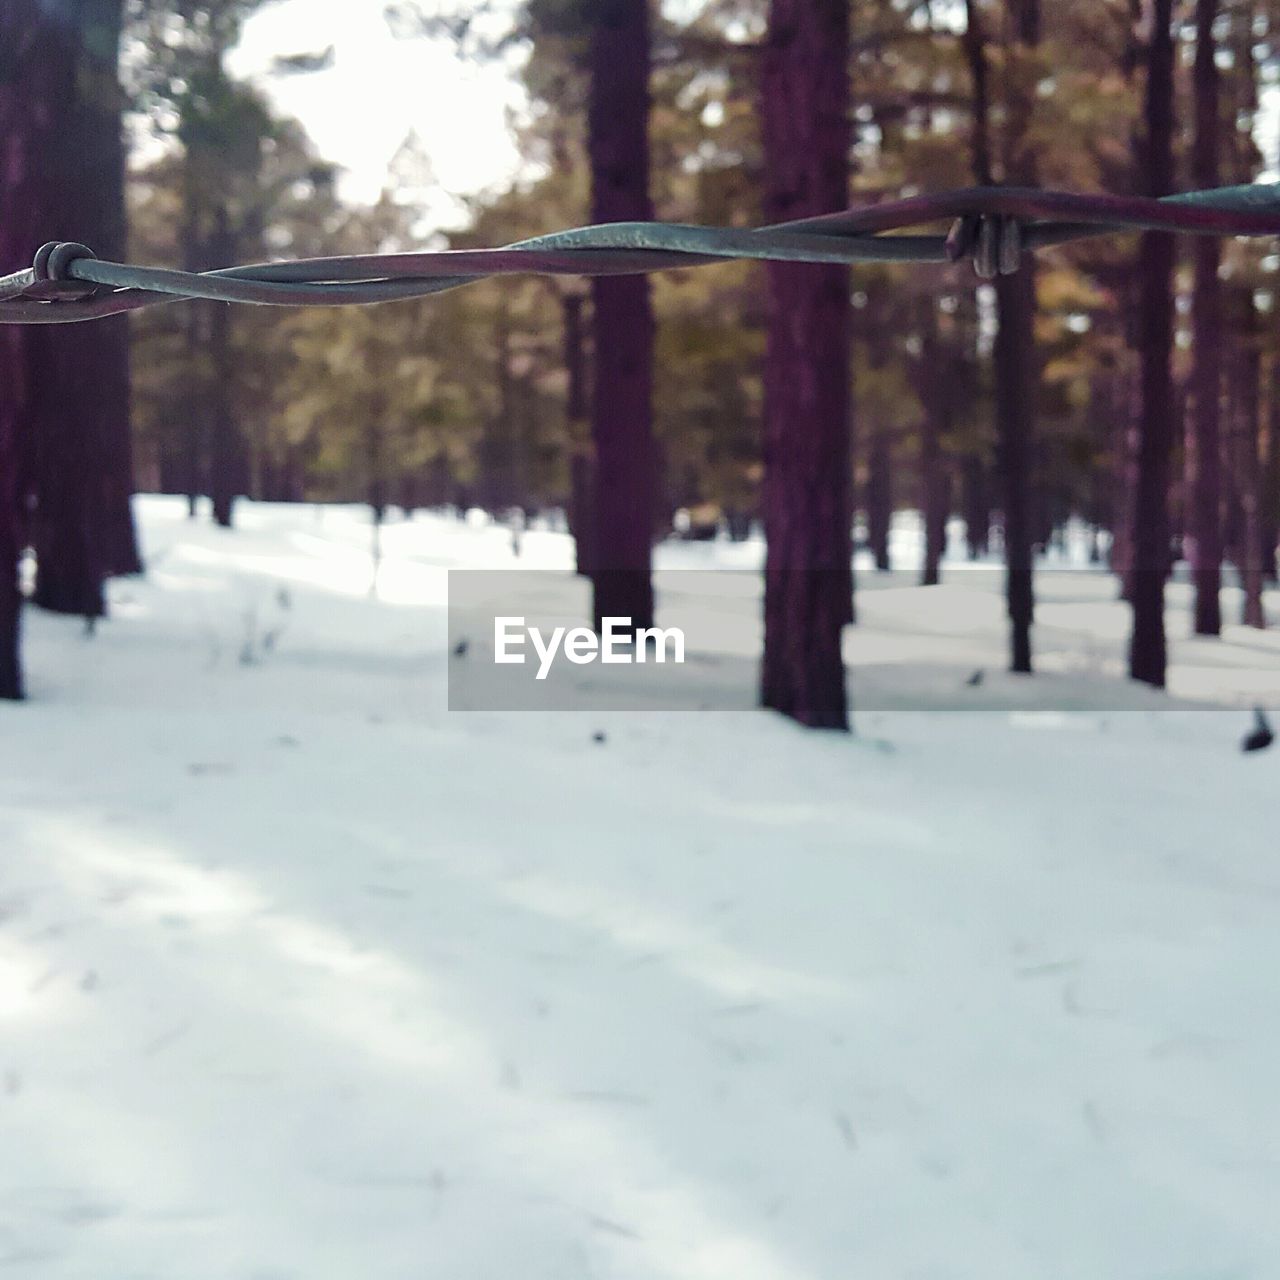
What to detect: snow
<box><xmin>2</xmin><ymin>496</ymin><xmax>1278</xmax><ymax>1279</ymax></box>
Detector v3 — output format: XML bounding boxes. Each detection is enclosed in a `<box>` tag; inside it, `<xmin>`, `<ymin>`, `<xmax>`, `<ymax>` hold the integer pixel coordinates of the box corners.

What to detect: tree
<box><xmin>917</xmin><ymin>295</ymin><xmax>957</xmax><ymax>587</ymax></box>
<box><xmin>24</xmin><ymin>0</ymin><xmax>141</xmax><ymax>618</ymax></box>
<box><xmin>962</xmin><ymin>0</ymin><xmax>1039</xmax><ymax>674</ymax></box>
<box><xmin>584</xmin><ymin>0</ymin><xmax>657</xmax><ymax>634</ymax></box>
<box><xmin>759</xmin><ymin>0</ymin><xmax>852</xmax><ymax>729</ymax></box>
<box><xmin>0</xmin><ymin>0</ymin><xmax>48</xmax><ymax>697</ymax></box>
<box><xmin>128</xmin><ymin>113</ymin><xmax>343</xmax><ymax>504</ymax></box>
<box><xmin>1228</xmin><ymin>2</ymin><xmax>1267</xmax><ymax>629</ymax></box>
<box><xmin>129</xmin><ymin>0</ymin><xmax>280</xmax><ymax>527</ymax></box>
<box><xmin>0</xmin><ymin>315</ymin><xmax>21</xmax><ymax>696</ymax></box>
<box><xmin>1129</xmin><ymin>0</ymin><xmax>1176</xmax><ymax>687</ymax></box>
<box><xmin>1187</xmin><ymin>0</ymin><xmax>1223</xmax><ymax>636</ymax></box>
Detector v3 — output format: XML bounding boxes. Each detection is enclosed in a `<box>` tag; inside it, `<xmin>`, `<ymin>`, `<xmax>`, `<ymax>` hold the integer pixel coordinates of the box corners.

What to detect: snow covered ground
<box><xmin>2</xmin><ymin>496</ymin><xmax>1279</xmax><ymax>1279</ymax></box>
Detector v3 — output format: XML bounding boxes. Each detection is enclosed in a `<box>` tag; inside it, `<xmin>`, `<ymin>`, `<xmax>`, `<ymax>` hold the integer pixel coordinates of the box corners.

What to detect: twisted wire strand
<box><xmin>3</xmin><ymin>183</ymin><xmax>1279</xmax><ymax>325</ymax></box>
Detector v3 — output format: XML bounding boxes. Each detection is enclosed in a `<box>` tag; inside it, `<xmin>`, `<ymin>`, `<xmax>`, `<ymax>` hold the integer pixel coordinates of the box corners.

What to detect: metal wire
<box><xmin>3</xmin><ymin>183</ymin><xmax>1279</xmax><ymax>325</ymax></box>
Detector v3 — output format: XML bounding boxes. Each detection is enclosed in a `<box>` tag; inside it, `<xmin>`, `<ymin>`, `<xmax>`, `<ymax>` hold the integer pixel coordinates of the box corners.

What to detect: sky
<box><xmin>226</xmin><ymin>1</ymin><xmax>1280</xmax><ymax>231</ymax></box>
<box><xmin>228</xmin><ymin>0</ymin><xmax>529</xmax><ymax>222</ymax></box>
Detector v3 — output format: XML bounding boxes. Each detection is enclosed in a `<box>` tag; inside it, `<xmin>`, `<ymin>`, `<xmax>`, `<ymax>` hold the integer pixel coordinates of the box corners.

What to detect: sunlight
<box><xmin>444</xmin><ymin>856</ymin><xmax>849</xmax><ymax>1007</ymax></box>
<box><xmin>26</xmin><ymin>811</ymin><xmax>827</xmax><ymax>1280</ymax></box>
<box><xmin>0</xmin><ymin>938</ymin><xmax>59</xmax><ymax>1021</ymax></box>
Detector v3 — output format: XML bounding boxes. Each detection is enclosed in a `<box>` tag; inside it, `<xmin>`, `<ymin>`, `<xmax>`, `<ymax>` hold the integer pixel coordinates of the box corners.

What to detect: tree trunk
<box><xmin>1187</xmin><ymin>0</ymin><xmax>1222</xmax><ymax>635</ymax></box>
<box><xmin>964</xmin><ymin>0</ymin><xmax>1038</xmax><ymax>673</ymax></box>
<box><xmin>0</xmin><ymin>0</ymin><xmax>51</xmax><ymax>697</ymax></box>
<box><xmin>207</xmin><ymin>207</ymin><xmax>239</xmax><ymax>529</ymax></box>
<box><xmin>1262</xmin><ymin>353</ymin><xmax>1280</xmax><ymax>582</ymax></box>
<box><xmin>1129</xmin><ymin>0</ymin><xmax>1176</xmax><ymax>687</ymax></box>
<box><xmin>179</xmin><ymin>148</ymin><xmax>204</xmax><ymax>518</ymax></box>
<box><xmin>367</xmin><ymin>417</ymin><xmax>385</xmax><ymax>597</ymax></box>
<box><xmin>867</xmin><ymin>433</ymin><xmax>893</xmax><ymax>571</ymax></box>
<box><xmin>34</xmin><ymin>0</ymin><xmax>139</xmax><ymax>579</ymax></box>
<box><xmin>587</xmin><ymin>0</ymin><xmax>655</xmax><ymax>635</ymax></box>
<box><xmin>26</xmin><ymin>0</ymin><xmax>139</xmax><ymax>617</ymax></box>
<box><xmin>923</xmin><ymin>464</ymin><xmax>951</xmax><ymax>586</ymax></box>
<box><xmin>93</xmin><ymin>0</ymin><xmax>140</xmax><ymax>577</ymax></box>
<box><xmin>919</xmin><ymin>302</ymin><xmax>950</xmax><ymax>586</ymax></box>
<box><xmin>0</xmin><ymin>328</ymin><xmax>21</xmax><ymax>697</ymax></box>
<box><xmin>962</xmin><ymin>455</ymin><xmax>990</xmax><ymax>559</ymax></box>
<box><xmin>993</xmin><ymin>266</ymin><xmax>1036</xmax><ymax>673</ymax></box>
<box><xmin>562</xmin><ymin>291</ymin><xmax>595</xmax><ymax>577</ymax></box>
<box><xmin>864</xmin><ymin>298</ymin><xmax>893</xmax><ymax>572</ymax></box>
<box><xmin>0</xmin><ymin>320</ymin><xmax>22</xmax><ymax>698</ymax></box>
<box><xmin>1236</xmin><ymin>291</ymin><xmax>1265</xmax><ymax>627</ymax></box>
<box><xmin>759</xmin><ymin>0</ymin><xmax>852</xmax><ymax>730</ymax></box>
<box><xmin>1111</xmin><ymin>346</ymin><xmax>1141</xmax><ymax>593</ymax></box>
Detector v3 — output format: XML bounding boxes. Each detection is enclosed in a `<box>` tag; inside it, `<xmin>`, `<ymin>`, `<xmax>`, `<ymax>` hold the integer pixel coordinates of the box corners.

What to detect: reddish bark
<box><xmin>963</xmin><ymin>0</ymin><xmax>1038</xmax><ymax>673</ymax></box>
<box><xmin>26</xmin><ymin>0</ymin><xmax>138</xmax><ymax>615</ymax></box>
<box><xmin>1235</xmin><ymin>290</ymin><xmax>1265</xmax><ymax>628</ymax></box>
<box><xmin>962</xmin><ymin>456</ymin><xmax>990</xmax><ymax>559</ymax></box>
<box><xmin>866</xmin><ymin>434</ymin><xmax>893</xmax><ymax>572</ymax></box>
<box><xmin>993</xmin><ymin>265</ymin><xmax>1036</xmax><ymax>673</ymax></box>
<box><xmin>208</xmin><ymin>207</ymin><xmax>239</xmax><ymax>529</ymax></box>
<box><xmin>1263</xmin><ymin>355</ymin><xmax>1280</xmax><ymax>583</ymax></box>
<box><xmin>759</xmin><ymin>0</ymin><xmax>852</xmax><ymax>729</ymax></box>
<box><xmin>863</xmin><ymin>298</ymin><xmax>893</xmax><ymax>573</ymax></box>
<box><xmin>561</xmin><ymin>292</ymin><xmax>596</xmax><ymax>577</ymax></box>
<box><xmin>919</xmin><ymin>301</ymin><xmax>952</xmax><ymax>586</ymax></box>
<box><xmin>0</xmin><ymin>2</ymin><xmax>44</xmax><ymax>696</ymax></box>
<box><xmin>0</xmin><ymin>324</ymin><xmax>22</xmax><ymax>698</ymax></box>
<box><xmin>1187</xmin><ymin>0</ymin><xmax>1222</xmax><ymax>635</ymax></box>
<box><xmin>587</xmin><ymin>0</ymin><xmax>655</xmax><ymax>634</ymax></box>
<box><xmin>1129</xmin><ymin>0</ymin><xmax>1176</xmax><ymax>687</ymax></box>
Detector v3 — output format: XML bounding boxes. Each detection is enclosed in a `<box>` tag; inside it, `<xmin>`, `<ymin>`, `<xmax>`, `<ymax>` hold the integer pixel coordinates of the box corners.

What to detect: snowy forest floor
<box><xmin>2</xmin><ymin>496</ymin><xmax>1278</xmax><ymax>1280</ymax></box>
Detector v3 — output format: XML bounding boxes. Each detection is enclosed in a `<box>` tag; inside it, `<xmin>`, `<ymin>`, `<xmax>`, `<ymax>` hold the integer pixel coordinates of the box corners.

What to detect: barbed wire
<box><xmin>3</xmin><ymin>184</ymin><xmax>1280</xmax><ymax>325</ymax></box>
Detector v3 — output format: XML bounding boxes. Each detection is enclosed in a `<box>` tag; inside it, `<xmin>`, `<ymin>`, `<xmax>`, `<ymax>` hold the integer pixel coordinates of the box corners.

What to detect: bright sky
<box><xmin>229</xmin><ymin>0</ymin><xmax>529</xmax><ymax>223</ymax></box>
<box><xmin>228</xmin><ymin>1</ymin><xmax>1280</xmax><ymax>230</ymax></box>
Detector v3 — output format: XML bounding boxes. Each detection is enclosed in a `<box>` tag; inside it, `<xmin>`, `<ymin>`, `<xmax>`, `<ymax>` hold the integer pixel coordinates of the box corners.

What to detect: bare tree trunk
<box><xmin>562</xmin><ymin>291</ymin><xmax>595</xmax><ymax>577</ymax></box>
<box><xmin>25</xmin><ymin>0</ymin><xmax>142</xmax><ymax>618</ymax></box>
<box><xmin>1187</xmin><ymin>0</ymin><xmax>1222</xmax><ymax>635</ymax></box>
<box><xmin>587</xmin><ymin>0</ymin><xmax>655</xmax><ymax>634</ymax></box>
<box><xmin>863</xmin><ymin>296</ymin><xmax>892</xmax><ymax>572</ymax></box>
<box><xmin>919</xmin><ymin>301</ymin><xmax>950</xmax><ymax>586</ymax></box>
<box><xmin>1111</xmin><ymin>345</ymin><xmax>1141</xmax><ymax>592</ymax></box>
<box><xmin>963</xmin><ymin>0</ymin><xmax>1038</xmax><ymax>673</ymax></box>
<box><xmin>860</xmin><ymin>296</ymin><xmax>890</xmax><ymax>573</ymax></box>
<box><xmin>27</xmin><ymin>0</ymin><xmax>139</xmax><ymax>580</ymax></box>
<box><xmin>0</xmin><ymin>0</ymin><xmax>49</xmax><ymax>696</ymax></box>
<box><xmin>962</xmin><ymin>456</ymin><xmax>990</xmax><ymax>559</ymax></box>
<box><xmin>1129</xmin><ymin>0</ymin><xmax>1176</xmax><ymax>686</ymax></box>
<box><xmin>759</xmin><ymin>0</ymin><xmax>852</xmax><ymax>729</ymax></box>
<box><xmin>0</xmin><ymin>328</ymin><xmax>21</xmax><ymax>696</ymax></box>
<box><xmin>994</xmin><ymin>264</ymin><xmax>1036</xmax><ymax>673</ymax></box>
<box><xmin>93</xmin><ymin>0</ymin><xmax>140</xmax><ymax>577</ymax></box>
<box><xmin>1262</xmin><ymin>353</ymin><xmax>1280</xmax><ymax>582</ymax></box>
<box><xmin>181</xmin><ymin>165</ymin><xmax>206</xmax><ymax>520</ymax></box>
<box><xmin>367</xmin><ymin>416</ymin><xmax>385</xmax><ymax>597</ymax></box>
<box><xmin>867</xmin><ymin>433</ymin><xmax>893</xmax><ymax>571</ymax></box>
<box><xmin>1237</xmin><ymin>291</ymin><xmax>1266</xmax><ymax>627</ymax></box>
<box><xmin>208</xmin><ymin>207</ymin><xmax>239</xmax><ymax>529</ymax></box>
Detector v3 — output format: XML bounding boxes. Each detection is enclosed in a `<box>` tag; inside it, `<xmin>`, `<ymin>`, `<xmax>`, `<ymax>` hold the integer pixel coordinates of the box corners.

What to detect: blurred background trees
<box><xmin>4</xmin><ymin>0</ymin><xmax>1280</xmax><ymax>725</ymax></box>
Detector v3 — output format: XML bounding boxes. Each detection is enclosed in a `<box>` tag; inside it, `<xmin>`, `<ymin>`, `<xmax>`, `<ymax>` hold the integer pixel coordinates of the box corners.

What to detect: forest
<box><xmin>2</xmin><ymin>0</ymin><xmax>1280</xmax><ymax>730</ymax></box>
<box><xmin>5</xmin><ymin>4</ymin><xmax>1280</xmax><ymax>1275</ymax></box>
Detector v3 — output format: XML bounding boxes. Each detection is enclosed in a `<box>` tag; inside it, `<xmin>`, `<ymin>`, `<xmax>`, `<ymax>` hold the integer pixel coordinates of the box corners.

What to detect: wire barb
<box><xmin>2</xmin><ymin>183</ymin><xmax>1279</xmax><ymax>324</ymax></box>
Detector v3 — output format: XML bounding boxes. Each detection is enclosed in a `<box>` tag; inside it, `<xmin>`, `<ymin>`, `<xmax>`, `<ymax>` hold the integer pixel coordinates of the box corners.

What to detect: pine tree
<box><xmin>25</xmin><ymin>0</ymin><xmax>140</xmax><ymax>618</ymax></box>
<box><xmin>585</xmin><ymin>0</ymin><xmax>657</xmax><ymax>634</ymax></box>
<box><xmin>1129</xmin><ymin>0</ymin><xmax>1176</xmax><ymax>687</ymax></box>
<box><xmin>1187</xmin><ymin>0</ymin><xmax>1223</xmax><ymax>636</ymax></box>
<box><xmin>759</xmin><ymin>0</ymin><xmax>853</xmax><ymax>729</ymax></box>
